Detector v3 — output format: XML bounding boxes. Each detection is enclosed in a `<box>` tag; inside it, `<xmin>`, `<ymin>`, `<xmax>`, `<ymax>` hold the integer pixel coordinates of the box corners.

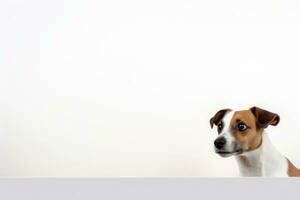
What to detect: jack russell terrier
<box><xmin>210</xmin><ymin>106</ymin><xmax>300</xmax><ymax>177</ymax></box>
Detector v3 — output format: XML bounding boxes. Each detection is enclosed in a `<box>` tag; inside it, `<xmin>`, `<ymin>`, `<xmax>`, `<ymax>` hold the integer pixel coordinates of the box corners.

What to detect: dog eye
<box><xmin>237</xmin><ymin>123</ymin><xmax>248</xmax><ymax>131</ymax></box>
<box><xmin>217</xmin><ymin>122</ymin><xmax>223</xmax><ymax>132</ymax></box>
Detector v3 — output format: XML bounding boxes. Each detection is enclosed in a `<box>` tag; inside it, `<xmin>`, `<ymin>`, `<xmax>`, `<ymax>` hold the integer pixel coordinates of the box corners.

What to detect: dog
<box><xmin>210</xmin><ymin>106</ymin><xmax>300</xmax><ymax>177</ymax></box>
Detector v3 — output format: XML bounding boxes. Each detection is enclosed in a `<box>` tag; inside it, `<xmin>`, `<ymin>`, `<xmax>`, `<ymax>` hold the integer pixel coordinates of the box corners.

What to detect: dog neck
<box><xmin>235</xmin><ymin>132</ymin><xmax>288</xmax><ymax>177</ymax></box>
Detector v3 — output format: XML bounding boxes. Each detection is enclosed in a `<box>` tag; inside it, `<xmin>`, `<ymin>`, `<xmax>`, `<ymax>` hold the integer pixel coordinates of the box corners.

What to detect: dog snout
<box><xmin>214</xmin><ymin>137</ymin><xmax>226</xmax><ymax>149</ymax></box>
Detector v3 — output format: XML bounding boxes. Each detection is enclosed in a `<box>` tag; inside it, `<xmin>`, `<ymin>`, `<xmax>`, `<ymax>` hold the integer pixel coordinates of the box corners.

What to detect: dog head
<box><xmin>209</xmin><ymin>106</ymin><xmax>280</xmax><ymax>157</ymax></box>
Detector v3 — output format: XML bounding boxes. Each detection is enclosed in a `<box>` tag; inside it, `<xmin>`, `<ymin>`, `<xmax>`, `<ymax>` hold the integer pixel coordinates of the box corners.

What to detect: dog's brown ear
<box><xmin>249</xmin><ymin>106</ymin><xmax>280</xmax><ymax>128</ymax></box>
<box><xmin>210</xmin><ymin>109</ymin><xmax>231</xmax><ymax>128</ymax></box>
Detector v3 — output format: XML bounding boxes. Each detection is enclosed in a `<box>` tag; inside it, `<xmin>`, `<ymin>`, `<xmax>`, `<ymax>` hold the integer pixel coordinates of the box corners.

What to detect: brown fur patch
<box><xmin>230</xmin><ymin>110</ymin><xmax>263</xmax><ymax>151</ymax></box>
<box><xmin>287</xmin><ymin>159</ymin><xmax>300</xmax><ymax>177</ymax></box>
<box><xmin>210</xmin><ymin>109</ymin><xmax>231</xmax><ymax>129</ymax></box>
<box><xmin>250</xmin><ymin>106</ymin><xmax>280</xmax><ymax>128</ymax></box>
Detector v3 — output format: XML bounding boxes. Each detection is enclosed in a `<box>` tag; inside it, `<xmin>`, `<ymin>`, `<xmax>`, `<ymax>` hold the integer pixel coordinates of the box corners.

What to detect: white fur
<box><xmin>218</xmin><ymin>111</ymin><xmax>236</xmax><ymax>153</ymax></box>
<box><xmin>236</xmin><ymin>132</ymin><xmax>288</xmax><ymax>177</ymax></box>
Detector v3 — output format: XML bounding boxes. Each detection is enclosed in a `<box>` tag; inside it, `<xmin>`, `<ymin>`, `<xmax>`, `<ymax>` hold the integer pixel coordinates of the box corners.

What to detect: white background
<box><xmin>1</xmin><ymin>0</ymin><xmax>300</xmax><ymax>176</ymax></box>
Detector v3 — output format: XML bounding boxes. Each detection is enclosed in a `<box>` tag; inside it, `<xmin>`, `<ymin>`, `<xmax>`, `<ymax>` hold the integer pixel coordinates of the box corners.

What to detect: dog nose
<box><xmin>214</xmin><ymin>137</ymin><xmax>226</xmax><ymax>149</ymax></box>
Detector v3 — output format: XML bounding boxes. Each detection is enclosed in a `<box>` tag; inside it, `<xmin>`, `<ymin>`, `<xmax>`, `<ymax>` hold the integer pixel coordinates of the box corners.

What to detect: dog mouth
<box><xmin>215</xmin><ymin>149</ymin><xmax>243</xmax><ymax>157</ymax></box>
